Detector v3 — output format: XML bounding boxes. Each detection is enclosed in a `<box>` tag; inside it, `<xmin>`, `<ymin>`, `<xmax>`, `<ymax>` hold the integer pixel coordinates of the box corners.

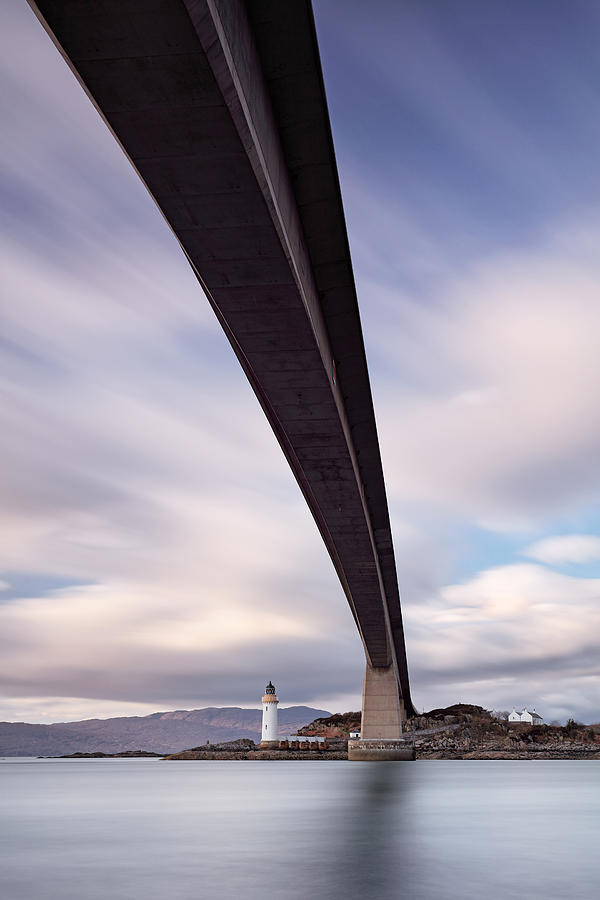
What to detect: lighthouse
<box><xmin>261</xmin><ymin>681</ymin><xmax>279</xmax><ymax>748</ymax></box>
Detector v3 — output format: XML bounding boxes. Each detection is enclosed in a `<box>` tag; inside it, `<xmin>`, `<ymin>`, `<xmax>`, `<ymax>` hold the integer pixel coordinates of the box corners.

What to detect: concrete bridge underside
<box><xmin>30</xmin><ymin>0</ymin><xmax>416</xmax><ymax>732</ymax></box>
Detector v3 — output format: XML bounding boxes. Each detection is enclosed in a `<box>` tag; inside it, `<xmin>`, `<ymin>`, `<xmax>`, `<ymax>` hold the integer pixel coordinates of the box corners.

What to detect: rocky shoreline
<box><xmin>164</xmin><ymin>749</ymin><xmax>348</xmax><ymax>760</ymax></box>
<box><xmin>163</xmin><ymin>737</ymin><xmax>347</xmax><ymax>760</ymax></box>
<box><xmin>420</xmin><ymin>749</ymin><xmax>600</xmax><ymax>759</ymax></box>
<box><xmin>408</xmin><ymin>705</ymin><xmax>600</xmax><ymax>759</ymax></box>
<box><xmin>298</xmin><ymin>704</ymin><xmax>600</xmax><ymax>760</ymax></box>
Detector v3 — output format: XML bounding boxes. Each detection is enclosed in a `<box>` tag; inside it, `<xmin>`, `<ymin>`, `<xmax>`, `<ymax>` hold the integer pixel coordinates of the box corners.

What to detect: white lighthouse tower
<box><xmin>260</xmin><ymin>681</ymin><xmax>279</xmax><ymax>748</ymax></box>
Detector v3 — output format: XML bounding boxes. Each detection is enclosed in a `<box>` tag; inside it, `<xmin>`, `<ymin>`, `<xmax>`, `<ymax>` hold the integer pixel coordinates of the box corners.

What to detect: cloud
<box><xmin>522</xmin><ymin>534</ymin><xmax>600</xmax><ymax>565</ymax></box>
<box><xmin>0</xmin><ymin>695</ymin><xmax>163</xmax><ymax>725</ymax></box>
<box><xmin>0</xmin><ymin>3</ymin><xmax>366</xmax><ymax>720</ymax></box>
<box><xmin>0</xmin><ymin>577</ymin><xmax>362</xmax><ymax>714</ymax></box>
<box><xmin>403</xmin><ymin>561</ymin><xmax>600</xmax><ymax>721</ymax></box>
<box><xmin>2</xmin><ymin>1</ymin><xmax>600</xmax><ymax>727</ymax></box>
<box><xmin>366</xmin><ymin>223</ymin><xmax>600</xmax><ymax>530</ymax></box>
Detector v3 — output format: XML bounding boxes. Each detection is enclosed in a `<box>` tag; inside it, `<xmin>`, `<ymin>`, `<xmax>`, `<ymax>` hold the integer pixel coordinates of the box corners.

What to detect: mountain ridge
<box><xmin>0</xmin><ymin>705</ymin><xmax>330</xmax><ymax>756</ymax></box>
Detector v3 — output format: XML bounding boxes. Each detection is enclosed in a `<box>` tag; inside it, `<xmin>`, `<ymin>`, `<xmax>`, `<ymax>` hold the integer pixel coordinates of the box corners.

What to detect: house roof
<box><xmin>510</xmin><ymin>707</ymin><xmax>543</xmax><ymax>720</ymax></box>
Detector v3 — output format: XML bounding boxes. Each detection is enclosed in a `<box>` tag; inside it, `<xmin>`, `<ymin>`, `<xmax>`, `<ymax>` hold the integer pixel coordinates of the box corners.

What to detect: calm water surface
<box><xmin>1</xmin><ymin>758</ymin><xmax>598</xmax><ymax>899</ymax></box>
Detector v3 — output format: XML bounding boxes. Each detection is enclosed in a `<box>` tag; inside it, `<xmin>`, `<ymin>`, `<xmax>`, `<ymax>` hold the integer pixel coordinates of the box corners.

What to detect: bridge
<box><xmin>29</xmin><ymin>0</ymin><xmax>416</xmax><ymax>742</ymax></box>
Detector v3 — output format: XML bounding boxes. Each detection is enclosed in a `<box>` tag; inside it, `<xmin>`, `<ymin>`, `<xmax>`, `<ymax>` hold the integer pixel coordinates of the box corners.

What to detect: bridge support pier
<box><xmin>361</xmin><ymin>663</ymin><xmax>404</xmax><ymax>739</ymax></box>
<box><xmin>348</xmin><ymin>663</ymin><xmax>415</xmax><ymax>760</ymax></box>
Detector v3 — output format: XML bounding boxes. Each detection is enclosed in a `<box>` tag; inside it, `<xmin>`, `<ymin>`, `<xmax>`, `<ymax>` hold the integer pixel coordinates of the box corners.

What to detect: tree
<box><xmin>565</xmin><ymin>718</ymin><xmax>583</xmax><ymax>733</ymax></box>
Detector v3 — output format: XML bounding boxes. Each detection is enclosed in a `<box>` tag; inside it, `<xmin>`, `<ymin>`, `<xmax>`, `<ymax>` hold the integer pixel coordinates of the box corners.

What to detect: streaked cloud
<box><xmin>523</xmin><ymin>534</ymin><xmax>600</xmax><ymax>565</ymax></box>
<box><xmin>1</xmin><ymin>1</ymin><xmax>599</xmax><ymax>725</ymax></box>
<box><xmin>370</xmin><ymin>223</ymin><xmax>600</xmax><ymax>530</ymax></box>
<box><xmin>404</xmin><ymin>561</ymin><xmax>600</xmax><ymax>722</ymax></box>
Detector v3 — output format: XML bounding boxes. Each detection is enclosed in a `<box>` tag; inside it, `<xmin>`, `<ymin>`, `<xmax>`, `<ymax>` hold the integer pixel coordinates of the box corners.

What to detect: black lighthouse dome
<box><xmin>265</xmin><ymin>681</ymin><xmax>276</xmax><ymax>695</ymax></box>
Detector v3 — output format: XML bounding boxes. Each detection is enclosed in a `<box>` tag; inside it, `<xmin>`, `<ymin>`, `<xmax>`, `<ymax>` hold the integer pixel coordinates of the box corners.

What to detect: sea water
<box><xmin>0</xmin><ymin>757</ymin><xmax>598</xmax><ymax>899</ymax></box>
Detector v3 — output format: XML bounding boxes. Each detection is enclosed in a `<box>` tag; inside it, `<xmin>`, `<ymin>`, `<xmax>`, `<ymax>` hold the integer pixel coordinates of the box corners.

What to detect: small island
<box><xmin>47</xmin><ymin>750</ymin><xmax>164</xmax><ymax>759</ymax></box>
<box><xmin>164</xmin><ymin>706</ymin><xmax>600</xmax><ymax>760</ymax></box>
<box><xmin>163</xmin><ymin>737</ymin><xmax>347</xmax><ymax>760</ymax></box>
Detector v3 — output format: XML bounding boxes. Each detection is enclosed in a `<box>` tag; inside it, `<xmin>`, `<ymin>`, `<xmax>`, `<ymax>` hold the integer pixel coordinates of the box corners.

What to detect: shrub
<box><xmin>565</xmin><ymin>718</ymin><xmax>583</xmax><ymax>732</ymax></box>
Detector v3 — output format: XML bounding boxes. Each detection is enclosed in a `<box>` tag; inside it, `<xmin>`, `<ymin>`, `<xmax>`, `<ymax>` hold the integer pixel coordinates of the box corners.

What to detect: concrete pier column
<box><xmin>361</xmin><ymin>663</ymin><xmax>404</xmax><ymax>739</ymax></box>
<box><xmin>348</xmin><ymin>663</ymin><xmax>414</xmax><ymax>760</ymax></box>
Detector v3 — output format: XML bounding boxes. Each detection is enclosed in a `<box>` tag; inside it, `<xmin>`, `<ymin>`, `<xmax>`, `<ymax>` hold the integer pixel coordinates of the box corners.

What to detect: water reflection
<box><xmin>1</xmin><ymin>759</ymin><xmax>598</xmax><ymax>900</ymax></box>
<box><xmin>325</xmin><ymin>763</ymin><xmax>414</xmax><ymax>899</ymax></box>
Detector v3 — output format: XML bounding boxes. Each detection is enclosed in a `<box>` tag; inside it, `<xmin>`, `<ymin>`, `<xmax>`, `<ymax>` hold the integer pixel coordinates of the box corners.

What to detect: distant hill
<box><xmin>0</xmin><ymin>706</ymin><xmax>330</xmax><ymax>757</ymax></box>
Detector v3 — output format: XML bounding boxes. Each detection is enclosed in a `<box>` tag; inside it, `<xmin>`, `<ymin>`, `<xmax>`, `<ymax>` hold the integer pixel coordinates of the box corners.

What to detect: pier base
<box><xmin>348</xmin><ymin>739</ymin><xmax>415</xmax><ymax>761</ymax></box>
<box><xmin>349</xmin><ymin>662</ymin><xmax>414</xmax><ymax>759</ymax></box>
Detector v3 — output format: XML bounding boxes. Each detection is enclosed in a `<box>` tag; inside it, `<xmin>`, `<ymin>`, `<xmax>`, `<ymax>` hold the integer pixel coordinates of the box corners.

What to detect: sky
<box><xmin>1</xmin><ymin>0</ymin><xmax>599</xmax><ymax>725</ymax></box>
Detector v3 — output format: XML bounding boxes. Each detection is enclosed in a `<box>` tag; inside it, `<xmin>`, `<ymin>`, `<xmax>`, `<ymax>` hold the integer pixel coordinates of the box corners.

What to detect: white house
<box><xmin>509</xmin><ymin>707</ymin><xmax>543</xmax><ymax>725</ymax></box>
